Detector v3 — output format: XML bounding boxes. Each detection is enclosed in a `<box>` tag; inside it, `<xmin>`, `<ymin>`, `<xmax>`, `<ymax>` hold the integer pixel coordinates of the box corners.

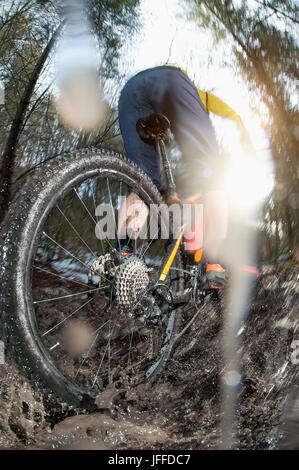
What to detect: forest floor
<box><xmin>0</xmin><ymin>261</ymin><xmax>298</xmax><ymax>450</ymax></box>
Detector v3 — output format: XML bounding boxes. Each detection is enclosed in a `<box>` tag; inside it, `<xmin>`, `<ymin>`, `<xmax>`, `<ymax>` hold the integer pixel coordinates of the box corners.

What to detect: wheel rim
<box><xmin>24</xmin><ymin>167</ymin><xmax>179</xmax><ymax>399</ymax></box>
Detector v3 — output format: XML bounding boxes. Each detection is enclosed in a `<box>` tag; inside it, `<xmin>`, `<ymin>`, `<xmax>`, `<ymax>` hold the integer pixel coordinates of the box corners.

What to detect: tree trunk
<box><xmin>0</xmin><ymin>22</ymin><xmax>63</xmax><ymax>223</ymax></box>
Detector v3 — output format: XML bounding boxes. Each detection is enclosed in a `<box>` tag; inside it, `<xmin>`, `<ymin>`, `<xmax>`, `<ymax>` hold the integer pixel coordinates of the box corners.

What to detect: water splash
<box><xmin>219</xmin><ymin>145</ymin><xmax>275</xmax><ymax>449</ymax></box>
<box><xmin>55</xmin><ymin>0</ymin><xmax>106</xmax><ymax>132</ymax></box>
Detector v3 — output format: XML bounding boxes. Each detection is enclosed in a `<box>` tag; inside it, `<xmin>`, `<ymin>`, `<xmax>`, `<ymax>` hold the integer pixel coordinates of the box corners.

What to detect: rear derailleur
<box><xmin>138</xmin><ymin>283</ymin><xmax>173</xmax><ymax>328</ymax></box>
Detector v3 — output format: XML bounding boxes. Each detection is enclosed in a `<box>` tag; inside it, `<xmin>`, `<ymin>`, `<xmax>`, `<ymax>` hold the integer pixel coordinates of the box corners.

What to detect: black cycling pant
<box><xmin>118</xmin><ymin>66</ymin><xmax>221</xmax><ymax>197</ymax></box>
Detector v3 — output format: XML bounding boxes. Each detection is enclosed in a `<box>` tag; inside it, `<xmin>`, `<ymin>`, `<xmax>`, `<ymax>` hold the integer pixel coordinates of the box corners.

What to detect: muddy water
<box><xmin>0</xmin><ymin>263</ymin><xmax>298</xmax><ymax>450</ymax></box>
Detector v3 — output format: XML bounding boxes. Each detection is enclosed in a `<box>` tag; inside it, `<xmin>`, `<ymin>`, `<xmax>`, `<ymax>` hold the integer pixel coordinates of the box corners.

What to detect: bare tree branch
<box><xmin>254</xmin><ymin>0</ymin><xmax>299</xmax><ymax>25</ymax></box>
<box><xmin>0</xmin><ymin>21</ymin><xmax>64</xmax><ymax>222</ymax></box>
<box><xmin>0</xmin><ymin>1</ymin><xmax>33</xmax><ymax>32</ymax></box>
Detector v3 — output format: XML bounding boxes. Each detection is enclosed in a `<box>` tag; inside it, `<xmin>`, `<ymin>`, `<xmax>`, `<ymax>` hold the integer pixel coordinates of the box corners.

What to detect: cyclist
<box><xmin>117</xmin><ymin>65</ymin><xmax>254</xmax><ymax>288</ymax></box>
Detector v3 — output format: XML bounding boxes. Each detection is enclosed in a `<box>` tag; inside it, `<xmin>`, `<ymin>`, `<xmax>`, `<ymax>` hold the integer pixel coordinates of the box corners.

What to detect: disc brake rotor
<box><xmin>88</xmin><ymin>253</ymin><xmax>117</xmax><ymax>282</ymax></box>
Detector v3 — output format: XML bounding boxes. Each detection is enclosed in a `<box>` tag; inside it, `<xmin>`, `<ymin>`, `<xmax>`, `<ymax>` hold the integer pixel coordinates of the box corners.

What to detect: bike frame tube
<box><xmin>159</xmin><ymin>227</ymin><xmax>185</xmax><ymax>281</ymax></box>
<box><xmin>156</xmin><ymin>137</ymin><xmax>177</xmax><ymax>196</ymax></box>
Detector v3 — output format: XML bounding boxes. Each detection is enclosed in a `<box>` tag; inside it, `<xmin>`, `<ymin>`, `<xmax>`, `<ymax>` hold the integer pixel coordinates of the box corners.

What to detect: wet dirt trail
<box><xmin>0</xmin><ymin>262</ymin><xmax>298</xmax><ymax>450</ymax></box>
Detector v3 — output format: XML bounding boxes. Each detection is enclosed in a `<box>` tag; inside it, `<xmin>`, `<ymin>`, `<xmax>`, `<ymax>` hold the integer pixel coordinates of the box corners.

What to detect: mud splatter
<box><xmin>0</xmin><ymin>262</ymin><xmax>297</xmax><ymax>449</ymax></box>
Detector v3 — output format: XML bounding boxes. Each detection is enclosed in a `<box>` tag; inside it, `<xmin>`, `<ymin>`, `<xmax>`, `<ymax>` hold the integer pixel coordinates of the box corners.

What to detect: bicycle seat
<box><xmin>136</xmin><ymin>113</ymin><xmax>171</xmax><ymax>146</ymax></box>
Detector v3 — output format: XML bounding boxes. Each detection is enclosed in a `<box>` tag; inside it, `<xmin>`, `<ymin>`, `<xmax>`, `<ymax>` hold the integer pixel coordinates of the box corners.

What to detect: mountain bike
<box><xmin>1</xmin><ymin>113</ymin><xmax>211</xmax><ymax>409</ymax></box>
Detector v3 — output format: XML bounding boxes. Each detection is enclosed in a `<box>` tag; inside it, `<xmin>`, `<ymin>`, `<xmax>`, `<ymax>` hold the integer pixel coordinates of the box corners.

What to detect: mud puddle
<box><xmin>0</xmin><ymin>262</ymin><xmax>298</xmax><ymax>450</ymax></box>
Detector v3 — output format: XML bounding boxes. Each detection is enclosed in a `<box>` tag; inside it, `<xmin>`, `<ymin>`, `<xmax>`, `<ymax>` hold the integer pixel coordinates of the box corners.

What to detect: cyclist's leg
<box><xmin>119</xmin><ymin>66</ymin><xmax>217</xmax><ymax>196</ymax></box>
<box><xmin>118</xmin><ymin>72</ymin><xmax>165</xmax><ymax>192</ymax></box>
<box><xmin>118</xmin><ymin>73</ymin><xmax>164</xmax><ymax>249</ymax></box>
<box><xmin>148</xmin><ymin>67</ymin><xmax>227</xmax><ymax>285</ymax></box>
<box><xmin>159</xmin><ymin>68</ymin><xmax>221</xmax><ymax>198</ymax></box>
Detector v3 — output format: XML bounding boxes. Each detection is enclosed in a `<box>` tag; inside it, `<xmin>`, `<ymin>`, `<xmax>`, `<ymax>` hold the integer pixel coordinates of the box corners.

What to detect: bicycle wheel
<box><xmin>1</xmin><ymin>148</ymin><xmax>183</xmax><ymax>409</ymax></box>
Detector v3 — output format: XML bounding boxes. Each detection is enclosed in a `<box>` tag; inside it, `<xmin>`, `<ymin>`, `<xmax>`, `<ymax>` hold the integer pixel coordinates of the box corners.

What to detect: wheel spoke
<box><xmin>27</xmin><ymin>167</ymin><xmax>180</xmax><ymax>397</ymax></box>
<box><xmin>56</xmin><ymin>205</ymin><xmax>97</xmax><ymax>257</ymax></box>
<box><xmin>75</xmin><ymin>182</ymin><xmax>115</xmax><ymax>253</ymax></box>
<box><xmin>138</xmin><ymin>211</ymin><xmax>153</xmax><ymax>258</ymax></box>
<box><xmin>123</xmin><ymin>310</ymin><xmax>134</xmax><ymax>366</ymax></box>
<box><xmin>74</xmin><ymin>320</ymin><xmax>111</xmax><ymax>378</ymax></box>
<box><xmin>140</xmin><ymin>227</ymin><xmax>159</xmax><ymax>257</ymax></box>
<box><xmin>92</xmin><ymin>333</ymin><xmax>113</xmax><ymax>388</ymax></box>
<box><xmin>107</xmin><ymin>177</ymin><xmax>120</xmax><ymax>252</ymax></box>
<box><xmin>42</xmin><ymin>231</ymin><xmax>90</xmax><ymax>269</ymax></box>
<box><xmin>34</xmin><ymin>265</ymin><xmax>88</xmax><ymax>287</ymax></box>
<box><xmin>33</xmin><ymin>285</ymin><xmax>108</xmax><ymax>304</ymax></box>
<box><xmin>91</xmin><ymin>178</ymin><xmax>105</xmax><ymax>254</ymax></box>
<box><xmin>139</xmin><ymin>202</ymin><xmax>163</xmax><ymax>258</ymax></box>
<box><xmin>74</xmin><ymin>188</ymin><xmax>97</xmax><ymax>225</ymax></box>
<box><xmin>108</xmin><ymin>322</ymin><xmax>111</xmax><ymax>384</ymax></box>
<box><xmin>42</xmin><ymin>298</ymin><xmax>92</xmax><ymax>336</ymax></box>
<box><xmin>41</xmin><ymin>232</ymin><xmax>113</xmax><ymax>287</ymax></box>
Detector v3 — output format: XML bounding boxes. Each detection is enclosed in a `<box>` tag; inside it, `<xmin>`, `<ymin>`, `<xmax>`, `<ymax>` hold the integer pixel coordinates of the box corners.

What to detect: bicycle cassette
<box><xmin>115</xmin><ymin>256</ymin><xmax>151</xmax><ymax>311</ymax></box>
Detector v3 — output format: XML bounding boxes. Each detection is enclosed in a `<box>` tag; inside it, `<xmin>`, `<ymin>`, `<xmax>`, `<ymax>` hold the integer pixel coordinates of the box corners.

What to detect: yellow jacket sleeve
<box><xmin>197</xmin><ymin>88</ymin><xmax>254</xmax><ymax>152</ymax></box>
<box><xmin>176</xmin><ymin>66</ymin><xmax>254</xmax><ymax>152</ymax></box>
<box><xmin>197</xmin><ymin>89</ymin><xmax>243</xmax><ymax>129</ymax></box>
<box><xmin>179</xmin><ymin>68</ymin><xmax>245</xmax><ymax>130</ymax></box>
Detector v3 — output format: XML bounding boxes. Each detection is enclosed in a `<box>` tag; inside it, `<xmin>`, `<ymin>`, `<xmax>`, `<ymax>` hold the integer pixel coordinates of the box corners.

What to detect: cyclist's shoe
<box><xmin>206</xmin><ymin>263</ymin><xmax>227</xmax><ymax>289</ymax></box>
<box><xmin>241</xmin><ymin>265</ymin><xmax>261</xmax><ymax>278</ymax></box>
